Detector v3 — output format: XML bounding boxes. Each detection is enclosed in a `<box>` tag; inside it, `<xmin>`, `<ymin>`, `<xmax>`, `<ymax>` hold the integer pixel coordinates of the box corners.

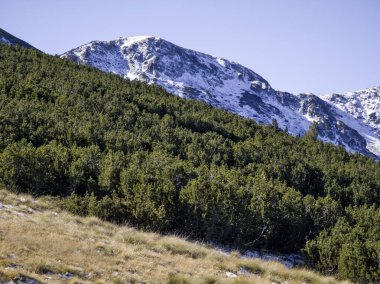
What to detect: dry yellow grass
<box><xmin>0</xmin><ymin>189</ymin><xmax>350</xmax><ymax>284</ymax></box>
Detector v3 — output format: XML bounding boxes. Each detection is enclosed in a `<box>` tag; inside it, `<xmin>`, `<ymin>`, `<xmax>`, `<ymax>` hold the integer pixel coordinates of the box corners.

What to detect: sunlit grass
<box><xmin>0</xmin><ymin>188</ymin><xmax>350</xmax><ymax>283</ymax></box>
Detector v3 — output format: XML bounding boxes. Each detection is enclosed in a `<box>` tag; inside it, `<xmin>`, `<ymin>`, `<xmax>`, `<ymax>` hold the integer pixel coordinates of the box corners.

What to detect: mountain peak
<box><xmin>116</xmin><ymin>35</ymin><xmax>162</xmax><ymax>45</ymax></box>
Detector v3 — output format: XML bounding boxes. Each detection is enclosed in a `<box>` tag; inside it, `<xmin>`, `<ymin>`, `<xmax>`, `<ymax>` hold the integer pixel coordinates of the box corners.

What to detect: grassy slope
<box><xmin>0</xmin><ymin>189</ymin><xmax>349</xmax><ymax>284</ymax></box>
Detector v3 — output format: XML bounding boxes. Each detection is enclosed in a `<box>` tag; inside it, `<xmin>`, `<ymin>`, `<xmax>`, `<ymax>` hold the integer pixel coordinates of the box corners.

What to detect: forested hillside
<box><xmin>0</xmin><ymin>44</ymin><xmax>379</xmax><ymax>283</ymax></box>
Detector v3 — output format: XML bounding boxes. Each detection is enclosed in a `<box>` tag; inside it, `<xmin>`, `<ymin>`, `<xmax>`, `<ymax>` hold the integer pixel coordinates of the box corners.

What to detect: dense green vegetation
<box><xmin>0</xmin><ymin>44</ymin><xmax>379</xmax><ymax>282</ymax></box>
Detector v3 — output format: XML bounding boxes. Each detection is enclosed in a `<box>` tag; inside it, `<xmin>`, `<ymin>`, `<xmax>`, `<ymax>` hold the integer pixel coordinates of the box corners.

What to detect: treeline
<box><xmin>0</xmin><ymin>44</ymin><xmax>379</xmax><ymax>282</ymax></box>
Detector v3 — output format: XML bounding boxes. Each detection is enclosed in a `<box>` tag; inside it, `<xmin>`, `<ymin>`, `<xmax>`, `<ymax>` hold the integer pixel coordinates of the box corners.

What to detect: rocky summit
<box><xmin>62</xmin><ymin>36</ymin><xmax>380</xmax><ymax>158</ymax></box>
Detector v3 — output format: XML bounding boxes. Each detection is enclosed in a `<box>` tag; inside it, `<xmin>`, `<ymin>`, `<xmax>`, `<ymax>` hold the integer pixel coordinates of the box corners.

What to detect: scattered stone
<box><xmin>7</xmin><ymin>253</ymin><xmax>16</xmax><ymax>259</ymax></box>
<box><xmin>27</xmin><ymin>208</ymin><xmax>35</xmax><ymax>213</ymax></box>
<box><xmin>10</xmin><ymin>210</ymin><xmax>25</xmax><ymax>217</ymax></box>
<box><xmin>43</xmin><ymin>271</ymin><xmax>53</xmax><ymax>276</ymax></box>
<box><xmin>225</xmin><ymin>271</ymin><xmax>237</xmax><ymax>278</ymax></box>
<box><xmin>0</xmin><ymin>203</ymin><xmax>14</xmax><ymax>210</ymax></box>
<box><xmin>238</xmin><ymin>267</ymin><xmax>250</xmax><ymax>275</ymax></box>
<box><xmin>58</xmin><ymin>272</ymin><xmax>74</xmax><ymax>279</ymax></box>
<box><xmin>6</xmin><ymin>275</ymin><xmax>40</xmax><ymax>284</ymax></box>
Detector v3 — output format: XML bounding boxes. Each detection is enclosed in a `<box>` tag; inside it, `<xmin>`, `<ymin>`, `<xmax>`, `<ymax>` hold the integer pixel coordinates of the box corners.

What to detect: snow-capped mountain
<box><xmin>324</xmin><ymin>87</ymin><xmax>380</xmax><ymax>156</ymax></box>
<box><xmin>0</xmin><ymin>28</ymin><xmax>37</xmax><ymax>50</ymax></box>
<box><xmin>61</xmin><ymin>36</ymin><xmax>380</xmax><ymax>159</ymax></box>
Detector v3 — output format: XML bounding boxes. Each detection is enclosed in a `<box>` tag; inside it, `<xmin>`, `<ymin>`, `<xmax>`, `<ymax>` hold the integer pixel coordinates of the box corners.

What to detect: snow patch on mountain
<box><xmin>0</xmin><ymin>36</ymin><xmax>11</xmax><ymax>45</ymax></box>
<box><xmin>324</xmin><ymin>87</ymin><xmax>380</xmax><ymax>134</ymax></box>
<box><xmin>323</xmin><ymin>86</ymin><xmax>380</xmax><ymax>156</ymax></box>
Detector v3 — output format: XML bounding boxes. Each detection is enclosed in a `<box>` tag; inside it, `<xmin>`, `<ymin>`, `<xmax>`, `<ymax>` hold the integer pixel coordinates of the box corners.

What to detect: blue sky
<box><xmin>1</xmin><ymin>0</ymin><xmax>379</xmax><ymax>95</ymax></box>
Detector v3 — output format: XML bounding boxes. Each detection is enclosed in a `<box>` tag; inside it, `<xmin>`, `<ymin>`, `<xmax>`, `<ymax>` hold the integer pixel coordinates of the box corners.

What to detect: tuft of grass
<box><xmin>112</xmin><ymin>277</ymin><xmax>127</xmax><ymax>284</ymax></box>
<box><xmin>232</xmin><ymin>278</ymin><xmax>258</xmax><ymax>284</ymax></box>
<box><xmin>230</xmin><ymin>250</ymin><xmax>241</xmax><ymax>258</ymax></box>
<box><xmin>238</xmin><ymin>260</ymin><xmax>265</xmax><ymax>275</ymax></box>
<box><xmin>202</xmin><ymin>276</ymin><xmax>218</xmax><ymax>284</ymax></box>
<box><xmin>168</xmin><ymin>274</ymin><xmax>191</xmax><ymax>284</ymax></box>
<box><xmin>0</xmin><ymin>270</ymin><xmax>42</xmax><ymax>284</ymax></box>
<box><xmin>158</xmin><ymin>238</ymin><xmax>207</xmax><ymax>259</ymax></box>
<box><xmin>123</xmin><ymin>232</ymin><xmax>151</xmax><ymax>246</ymax></box>
<box><xmin>0</xmin><ymin>270</ymin><xmax>17</xmax><ymax>282</ymax></box>
<box><xmin>95</xmin><ymin>245</ymin><xmax>115</xmax><ymax>256</ymax></box>
<box><xmin>33</xmin><ymin>262</ymin><xmax>59</xmax><ymax>274</ymax></box>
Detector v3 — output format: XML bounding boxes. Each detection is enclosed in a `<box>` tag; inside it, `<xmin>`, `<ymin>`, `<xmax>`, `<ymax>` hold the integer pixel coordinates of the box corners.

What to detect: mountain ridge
<box><xmin>0</xmin><ymin>28</ymin><xmax>37</xmax><ymax>50</ymax></box>
<box><xmin>61</xmin><ymin>36</ymin><xmax>380</xmax><ymax>158</ymax></box>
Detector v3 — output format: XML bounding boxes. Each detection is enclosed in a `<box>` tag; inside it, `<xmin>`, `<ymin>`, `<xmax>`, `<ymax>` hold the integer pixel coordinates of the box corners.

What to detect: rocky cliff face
<box><xmin>62</xmin><ymin>36</ymin><xmax>380</xmax><ymax>158</ymax></box>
